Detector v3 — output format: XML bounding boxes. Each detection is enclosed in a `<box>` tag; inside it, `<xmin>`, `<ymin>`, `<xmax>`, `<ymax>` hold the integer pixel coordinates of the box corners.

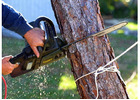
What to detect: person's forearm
<box><xmin>2</xmin><ymin>2</ymin><xmax>33</xmax><ymax>37</ymax></box>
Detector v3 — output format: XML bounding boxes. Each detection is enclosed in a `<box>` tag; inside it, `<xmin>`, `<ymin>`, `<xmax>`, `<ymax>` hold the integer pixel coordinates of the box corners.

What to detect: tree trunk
<box><xmin>51</xmin><ymin>0</ymin><xmax>129</xmax><ymax>99</ymax></box>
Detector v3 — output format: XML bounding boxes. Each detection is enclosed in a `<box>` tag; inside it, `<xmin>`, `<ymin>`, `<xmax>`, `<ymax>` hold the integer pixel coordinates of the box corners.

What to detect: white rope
<box><xmin>94</xmin><ymin>65</ymin><xmax>120</xmax><ymax>99</ymax></box>
<box><xmin>75</xmin><ymin>41</ymin><xmax>138</xmax><ymax>99</ymax></box>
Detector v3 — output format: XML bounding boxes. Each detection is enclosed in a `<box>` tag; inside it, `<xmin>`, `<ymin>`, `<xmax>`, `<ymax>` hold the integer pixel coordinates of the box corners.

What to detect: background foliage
<box><xmin>99</xmin><ymin>0</ymin><xmax>137</xmax><ymax>19</ymax></box>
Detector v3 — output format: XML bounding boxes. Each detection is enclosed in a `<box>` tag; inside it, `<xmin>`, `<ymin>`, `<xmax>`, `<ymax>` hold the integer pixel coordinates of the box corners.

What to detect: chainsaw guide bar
<box><xmin>62</xmin><ymin>21</ymin><xmax>128</xmax><ymax>49</ymax></box>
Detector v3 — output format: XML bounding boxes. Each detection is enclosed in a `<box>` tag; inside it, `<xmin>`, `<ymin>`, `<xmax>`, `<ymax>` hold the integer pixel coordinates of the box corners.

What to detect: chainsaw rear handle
<box><xmin>9</xmin><ymin>53</ymin><xmax>24</xmax><ymax>64</ymax></box>
<box><xmin>9</xmin><ymin>56</ymin><xmax>18</xmax><ymax>64</ymax></box>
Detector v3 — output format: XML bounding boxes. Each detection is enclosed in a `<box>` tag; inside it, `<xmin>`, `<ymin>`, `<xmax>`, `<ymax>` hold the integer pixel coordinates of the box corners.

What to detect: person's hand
<box><xmin>2</xmin><ymin>56</ymin><xmax>19</xmax><ymax>75</ymax></box>
<box><xmin>24</xmin><ymin>28</ymin><xmax>45</xmax><ymax>58</ymax></box>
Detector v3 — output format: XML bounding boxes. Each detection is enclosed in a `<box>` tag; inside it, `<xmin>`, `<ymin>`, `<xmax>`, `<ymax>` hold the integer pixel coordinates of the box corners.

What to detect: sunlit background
<box><xmin>2</xmin><ymin>0</ymin><xmax>137</xmax><ymax>99</ymax></box>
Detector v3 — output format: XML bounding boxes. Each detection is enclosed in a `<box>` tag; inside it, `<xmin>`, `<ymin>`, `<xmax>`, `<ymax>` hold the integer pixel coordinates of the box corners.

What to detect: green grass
<box><xmin>126</xmin><ymin>74</ymin><xmax>138</xmax><ymax>99</ymax></box>
<box><xmin>58</xmin><ymin>74</ymin><xmax>76</xmax><ymax>90</ymax></box>
<box><xmin>2</xmin><ymin>33</ymin><xmax>137</xmax><ymax>99</ymax></box>
<box><xmin>126</xmin><ymin>22</ymin><xmax>138</xmax><ymax>30</ymax></box>
<box><xmin>2</xmin><ymin>36</ymin><xmax>25</xmax><ymax>56</ymax></box>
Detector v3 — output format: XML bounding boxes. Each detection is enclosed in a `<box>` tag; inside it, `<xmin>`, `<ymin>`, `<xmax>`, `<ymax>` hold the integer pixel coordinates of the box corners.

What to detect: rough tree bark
<box><xmin>51</xmin><ymin>0</ymin><xmax>129</xmax><ymax>99</ymax></box>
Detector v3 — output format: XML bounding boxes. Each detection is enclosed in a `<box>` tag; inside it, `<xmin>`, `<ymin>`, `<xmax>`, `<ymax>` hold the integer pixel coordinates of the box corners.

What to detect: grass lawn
<box><xmin>126</xmin><ymin>22</ymin><xmax>138</xmax><ymax>31</ymax></box>
<box><xmin>2</xmin><ymin>33</ymin><xmax>137</xmax><ymax>99</ymax></box>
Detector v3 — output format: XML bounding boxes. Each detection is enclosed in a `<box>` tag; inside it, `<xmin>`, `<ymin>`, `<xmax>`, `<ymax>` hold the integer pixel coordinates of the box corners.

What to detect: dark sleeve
<box><xmin>2</xmin><ymin>2</ymin><xmax>33</xmax><ymax>37</ymax></box>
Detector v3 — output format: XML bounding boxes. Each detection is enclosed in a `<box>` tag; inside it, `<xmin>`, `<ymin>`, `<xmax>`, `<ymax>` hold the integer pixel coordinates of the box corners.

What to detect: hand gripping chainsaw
<box><xmin>9</xmin><ymin>16</ymin><xmax>127</xmax><ymax>77</ymax></box>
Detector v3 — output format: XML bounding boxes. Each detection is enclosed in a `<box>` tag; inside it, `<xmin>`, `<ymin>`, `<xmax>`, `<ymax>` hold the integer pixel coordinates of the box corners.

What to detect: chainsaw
<box><xmin>9</xmin><ymin>16</ymin><xmax>127</xmax><ymax>77</ymax></box>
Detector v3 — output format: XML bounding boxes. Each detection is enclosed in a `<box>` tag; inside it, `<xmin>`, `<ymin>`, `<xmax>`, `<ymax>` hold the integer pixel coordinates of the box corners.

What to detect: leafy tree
<box><xmin>99</xmin><ymin>0</ymin><xmax>137</xmax><ymax>19</ymax></box>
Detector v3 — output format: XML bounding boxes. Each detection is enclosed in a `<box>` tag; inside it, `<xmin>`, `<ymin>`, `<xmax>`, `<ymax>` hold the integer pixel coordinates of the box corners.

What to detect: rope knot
<box><xmin>97</xmin><ymin>66</ymin><xmax>104</xmax><ymax>72</ymax></box>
